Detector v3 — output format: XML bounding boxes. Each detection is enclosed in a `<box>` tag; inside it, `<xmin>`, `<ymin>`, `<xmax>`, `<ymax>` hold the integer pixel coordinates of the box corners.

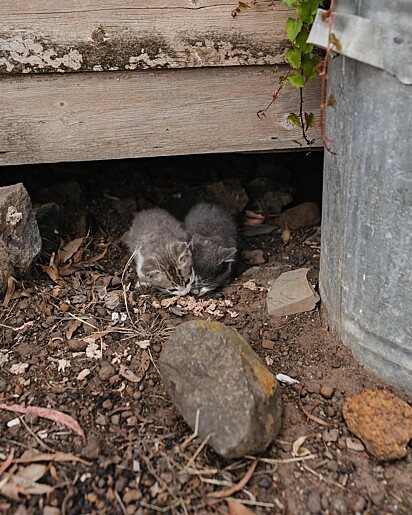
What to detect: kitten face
<box><xmin>140</xmin><ymin>242</ymin><xmax>194</xmax><ymax>296</ymax></box>
<box><xmin>190</xmin><ymin>234</ymin><xmax>237</xmax><ymax>295</ymax></box>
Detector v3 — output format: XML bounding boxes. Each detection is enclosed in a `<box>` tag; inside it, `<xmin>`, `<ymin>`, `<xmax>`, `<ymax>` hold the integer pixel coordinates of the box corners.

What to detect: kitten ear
<box><xmin>218</xmin><ymin>247</ymin><xmax>237</xmax><ymax>263</ymax></box>
<box><xmin>190</xmin><ymin>233</ymin><xmax>206</xmax><ymax>247</ymax></box>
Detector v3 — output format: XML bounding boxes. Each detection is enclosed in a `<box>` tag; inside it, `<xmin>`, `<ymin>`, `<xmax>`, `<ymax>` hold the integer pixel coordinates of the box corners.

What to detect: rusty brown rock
<box><xmin>343</xmin><ymin>389</ymin><xmax>412</xmax><ymax>460</ymax></box>
<box><xmin>159</xmin><ymin>320</ymin><xmax>282</xmax><ymax>458</ymax></box>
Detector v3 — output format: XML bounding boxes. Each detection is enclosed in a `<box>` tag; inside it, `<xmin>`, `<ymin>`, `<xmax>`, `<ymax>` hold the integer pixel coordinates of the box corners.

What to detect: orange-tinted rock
<box><xmin>159</xmin><ymin>320</ymin><xmax>282</xmax><ymax>458</ymax></box>
<box><xmin>343</xmin><ymin>389</ymin><xmax>412</xmax><ymax>460</ymax></box>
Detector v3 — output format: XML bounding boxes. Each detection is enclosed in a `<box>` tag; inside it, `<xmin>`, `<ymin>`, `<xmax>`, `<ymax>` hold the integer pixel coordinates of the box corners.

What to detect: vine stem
<box><xmin>257</xmin><ymin>68</ymin><xmax>292</xmax><ymax>119</ymax></box>
<box><xmin>298</xmin><ymin>86</ymin><xmax>315</xmax><ymax>146</ymax></box>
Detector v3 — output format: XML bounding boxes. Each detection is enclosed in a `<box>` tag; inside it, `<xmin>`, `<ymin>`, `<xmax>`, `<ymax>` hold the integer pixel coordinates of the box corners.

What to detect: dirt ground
<box><xmin>0</xmin><ymin>153</ymin><xmax>411</xmax><ymax>515</ymax></box>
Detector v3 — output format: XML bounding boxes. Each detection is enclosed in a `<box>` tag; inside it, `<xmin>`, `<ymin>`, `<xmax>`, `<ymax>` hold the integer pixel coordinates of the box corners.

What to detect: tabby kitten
<box><xmin>126</xmin><ymin>208</ymin><xmax>194</xmax><ymax>296</ymax></box>
<box><xmin>184</xmin><ymin>203</ymin><xmax>237</xmax><ymax>295</ymax></box>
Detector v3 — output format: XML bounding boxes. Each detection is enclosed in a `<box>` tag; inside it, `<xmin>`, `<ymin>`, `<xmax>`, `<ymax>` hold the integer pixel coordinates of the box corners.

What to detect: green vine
<box><xmin>282</xmin><ymin>0</ymin><xmax>322</xmax><ymax>144</ymax></box>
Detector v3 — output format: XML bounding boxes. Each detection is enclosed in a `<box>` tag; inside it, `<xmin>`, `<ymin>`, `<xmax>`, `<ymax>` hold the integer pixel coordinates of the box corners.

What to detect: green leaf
<box><xmin>295</xmin><ymin>26</ymin><xmax>309</xmax><ymax>48</ymax></box>
<box><xmin>296</xmin><ymin>1</ymin><xmax>318</xmax><ymax>24</ymax></box>
<box><xmin>286</xmin><ymin>48</ymin><xmax>301</xmax><ymax>69</ymax></box>
<box><xmin>288</xmin><ymin>71</ymin><xmax>305</xmax><ymax>88</ymax></box>
<box><xmin>327</xmin><ymin>93</ymin><xmax>335</xmax><ymax>107</ymax></box>
<box><xmin>282</xmin><ymin>0</ymin><xmax>297</xmax><ymax>8</ymax></box>
<box><xmin>302</xmin><ymin>54</ymin><xmax>321</xmax><ymax>80</ymax></box>
<box><xmin>286</xmin><ymin>18</ymin><xmax>303</xmax><ymax>43</ymax></box>
<box><xmin>287</xmin><ymin>113</ymin><xmax>302</xmax><ymax>127</ymax></box>
<box><xmin>304</xmin><ymin>112</ymin><xmax>315</xmax><ymax>129</ymax></box>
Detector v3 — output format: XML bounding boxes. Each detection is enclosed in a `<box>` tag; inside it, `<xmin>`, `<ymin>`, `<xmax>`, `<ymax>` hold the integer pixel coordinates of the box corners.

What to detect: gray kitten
<box><xmin>126</xmin><ymin>208</ymin><xmax>194</xmax><ymax>296</ymax></box>
<box><xmin>185</xmin><ymin>203</ymin><xmax>237</xmax><ymax>295</ymax></box>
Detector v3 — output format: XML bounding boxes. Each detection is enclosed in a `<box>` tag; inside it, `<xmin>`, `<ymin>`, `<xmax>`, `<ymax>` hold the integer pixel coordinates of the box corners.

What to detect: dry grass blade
<box><xmin>301</xmin><ymin>463</ymin><xmax>345</xmax><ymax>489</ymax></box>
<box><xmin>299</xmin><ymin>396</ymin><xmax>329</xmax><ymax>427</ymax></box>
<box><xmin>0</xmin><ymin>404</ymin><xmax>85</xmax><ymax>439</ymax></box>
<box><xmin>208</xmin><ymin>459</ymin><xmax>258</xmax><ymax>499</ymax></box>
<box><xmin>12</xmin><ymin>452</ymin><xmax>90</xmax><ymax>466</ymax></box>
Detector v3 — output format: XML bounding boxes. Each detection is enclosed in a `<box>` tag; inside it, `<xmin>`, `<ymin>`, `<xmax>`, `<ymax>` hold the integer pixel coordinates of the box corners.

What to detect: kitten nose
<box><xmin>191</xmin><ymin>288</ymin><xmax>200</xmax><ymax>295</ymax></box>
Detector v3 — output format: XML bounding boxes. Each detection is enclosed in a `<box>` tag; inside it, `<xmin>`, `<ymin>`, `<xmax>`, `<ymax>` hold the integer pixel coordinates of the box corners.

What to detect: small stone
<box><xmin>111</xmin><ymin>414</ymin><xmax>120</xmax><ymax>425</ymax></box>
<box><xmin>306</xmin><ymin>381</ymin><xmax>321</xmax><ymax>394</ymax></box>
<box><xmin>325</xmin><ymin>406</ymin><xmax>336</xmax><ymax>417</ymax></box>
<box><xmin>369</xmin><ymin>489</ymin><xmax>385</xmax><ymax>507</ymax></box>
<box><xmin>323</xmin><ymin>428</ymin><xmax>339</xmax><ymax>442</ymax></box>
<box><xmin>242</xmin><ymin>249</ymin><xmax>265</xmax><ymax>265</ymax></box>
<box><xmin>59</xmin><ymin>302</ymin><xmax>70</xmax><ymax>313</ymax></box>
<box><xmin>262</xmin><ymin>339</ymin><xmax>275</xmax><ymax>350</ymax></box>
<box><xmin>352</xmin><ymin>496</ymin><xmax>366</xmax><ymax>512</ymax></box>
<box><xmin>343</xmin><ymin>389</ymin><xmax>412</xmax><ymax>460</ymax></box>
<box><xmin>95</xmin><ymin>414</ymin><xmax>109</xmax><ymax>426</ymax></box>
<box><xmin>81</xmin><ymin>435</ymin><xmax>101</xmax><ymax>459</ymax></box>
<box><xmin>267</xmin><ymin>268</ymin><xmax>320</xmax><ymax>317</ymax></box>
<box><xmin>330</xmin><ymin>357</ymin><xmax>342</xmax><ymax>368</ymax></box>
<box><xmin>320</xmin><ymin>493</ymin><xmax>329</xmax><ymax>510</ymax></box>
<box><xmin>160</xmin><ymin>320</ymin><xmax>282</xmax><ymax>458</ymax></box>
<box><xmin>126</xmin><ymin>416</ymin><xmax>138</xmax><ymax>426</ymax></box>
<box><xmin>67</xmin><ymin>339</ymin><xmax>88</xmax><ymax>352</ymax></box>
<box><xmin>43</xmin><ymin>508</ymin><xmax>60</xmax><ymax>515</ymax></box>
<box><xmin>307</xmin><ymin>489</ymin><xmax>322</xmax><ymax>514</ymax></box>
<box><xmin>102</xmin><ymin>399</ymin><xmax>113</xmax><ymax>409</ymax></box>
<box><xmin>87</xmin><ymin>492</ymin><xmax>98</xmax><ymax>503</ymax></box>
<box><xmin>123</xmin><ymin>489</ymin><xmax>142</xmax><ymax>504</ymax></box>
<box><xmin>121</xmin><ymin>410</ymin><xmax>133</xmax><ymax>419</ymax></box>
<box><xmin>126</xmin><ymin>505</ymin><xmax>136</xmax><ymax>515</ymax></box>
<box><xmin>114</xmin><ymin>475</ymin><xmax>128</xmax><ymax>493</ymax></box>
<box><xmin>258</xmin><ymin>476</ymin><xmax>272</xmax><ymax>489</ymax></box>
<box><xmin>345</xmin><ymin>437</ymin><xmax>365</xmax><ymax>452</ymax></box>
<box><xmin>99</xmin><ymin>363</ymin><xmax>116</xmax><ymax>381</ymax></box>
<box><xmin>327</xmin><ymin>461</ymin><xmax>338</xmax><ymax>472</ymax></box>
<box><xmin>330</xmin><ymin>495</ymin><xmax>347</xmax><ymax>513</ymax></box>
<box><xmin>320</xmin><ymin>385</ymin><xmax>334</xmax><ymax>399</ymax></box>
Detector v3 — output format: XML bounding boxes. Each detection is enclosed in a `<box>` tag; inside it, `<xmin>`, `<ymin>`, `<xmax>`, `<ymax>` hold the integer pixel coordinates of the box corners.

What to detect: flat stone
<box><xmin>275</xmin><ymin>202</ymin><xmax>320</xmax><ymax>230</ymax></box>
<box><xmin>306</xmin><ymin>381</ymin><xmax>321</xmax><ymax>394</ymax></box>
<box><xmin>159</xmin><ymin>320</ymin><xmax>282</xmax><ymax>458</ymax></box>
<box><xmin>67</xmin><ymin>339</ymin><xmax>88</xmax><ymax>352</ymax></box>
<box><xmin>323</xmin><ymin>428</ymin><xmax>339</xmax><ymax>443</ymax></box>
<box><xmin>343</xmin><ymin>389</ymin><xmax>412</xmax><ymax>460</ymax></box>
<box><xmin>0</xmin><ymin>183</ymin><xmax>41</xmax><ymax>295</ymax></box>
<box><xmin>267</xmin><ymin>268</ymin><xmax>320</xmax><ymax>317</ymax></box>
<box><xmin>345</xmin><ymin>437</ymin><xmax>365</xmax><ymax>452</ymax></box>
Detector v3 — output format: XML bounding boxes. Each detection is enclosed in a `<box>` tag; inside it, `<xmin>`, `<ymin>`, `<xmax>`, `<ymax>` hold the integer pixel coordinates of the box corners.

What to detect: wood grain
<box><xmin>0</xmin><ymin>1</ymin><xmax>292</xmax><ymax>74</ymax></box>
<box><xmin>0</xmin><ymin>66</ymin><xmax>321</xmax><ymax>166</ymax></box>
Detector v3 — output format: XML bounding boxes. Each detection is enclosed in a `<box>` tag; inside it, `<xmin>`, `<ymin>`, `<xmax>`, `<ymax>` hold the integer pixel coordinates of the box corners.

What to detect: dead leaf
<box><xmin>58</xmin><ymin>237</ymin><xmax>85</xmax><ymax>263</ymax></box>
<box><xmin>39</xmin><ymin>264</ymin><xmax>61</xmax><ymax>284</ymax></box>
<box><xmin>66</xmin><ymin>318</ymin><xmax>82</xmax><ymax>340</ymax></box>
<box><xmin>2</xmin><ymin>277</ymin><xmax>16</xmax><ymax>308</ymax></box>
<box><xmin>85</xmin><ymin>341</ymin><xmax>103</xmax><ymax>359</ymax></box>
<box><xmin>17</xmin><ymin>464</ymin><xmax>47</xmax><ymax>482</ymax></box>
<box><xmin>0</xmin><ymin>403</ymin><xmax>85</xmax><ymax>439</ymax></box>
<box><xmin>81</xmin><ymin>244</ymin><xmax>108</xmax><ymax>265</ymax></box>
<box><xmin>282</xmin><ymin>223</ymin><xmax>291</xmax><ymax>244</ymax></box>
<box><xmin>292</xmin><ymin>435</ymin><xmax>311</xmax><ymax>457</ymax></box>
<box><xmin>9</xmin><ymin>363</ymin><xmax>29</xmax><ymax>375</ymax></box>
<box><xmin>134</xmin><ymin>350</ymin><xmax>151</xmax><ymax>383</ymax></box>
<box><xmin>227</xmin><ymin>500</ymin><xmax>255</xmax><ymax>515</ymax></box>
<box><xmin>77</xmin><ymin>369</ymin><xmax>91</xmax><ymax>381</ymax></box>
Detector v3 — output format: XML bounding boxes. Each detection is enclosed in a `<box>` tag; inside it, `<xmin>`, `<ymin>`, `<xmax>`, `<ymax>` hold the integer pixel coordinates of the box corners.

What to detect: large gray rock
<box><xmin>0</xmin><ymin>183</ymin><xmax>41</xmax><ymax>295</ymax></box>
<box><xmin>159</xmin><ymin>320</ymin><xmax>282</xmax><ymax>458</ymax></box>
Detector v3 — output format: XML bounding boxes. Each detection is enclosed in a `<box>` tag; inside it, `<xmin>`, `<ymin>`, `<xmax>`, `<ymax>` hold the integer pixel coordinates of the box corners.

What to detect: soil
<box><xmin>0</xmin><ymin>153</ymin><xmax>411</xmax><ymax>515</ymax></box>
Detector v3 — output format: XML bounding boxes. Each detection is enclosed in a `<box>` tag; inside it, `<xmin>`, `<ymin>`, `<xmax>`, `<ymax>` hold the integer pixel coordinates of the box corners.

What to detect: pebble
<box><xmin>81</xmin><ymin>435</ymin><xmax>101</xmax><ymax>459</ymax></box>
<box><xmin>99</xmin><ymin>363</ymin><xmax>116</xmax><ymax>381</ymax></box>
<box><xmin>331</xmin><ymin>357</ymin><xmax>342</xmax><ymax>368</ymax></box>
<box><xmin>59</xmin><ymin>302</ymin><xmax>70</xmax><ymax>313</ymax></box>
<box><xmin>126</xmin><ymin>415</ymin><xmax>138</xmax><ymax>425</ymax></box>
<box><xmin>345</xmin><ymin>437</ymin><xmax>365</xmax><ymax>452</ymax></box>
<box><xmin>95</xmin><ymin>414</ymin><xmax>109</xmax><ymax>426</ymax></box>
<box><xmin>330</xmin><ymin>495</ymin><xmax>347</xmax><ymax>513</ymax></box>
<box><xmin>320</xmin><ymin>493</ymin><xmax>329</xmax><ymax>510</ymax></box>
<box><xmin>262</xmin><ymin>339</ymin><xmax>275</xmax><ymax>350</ymax></box>
<box><xmin>123</xmin><ymin>489</ymin><xmax>142</xmax><ymax>504</ymax></box>
<box><xmin>258</xmin><ymin>476</ymin><xmax>272</xmax><ymax>489</ymax></box>
<box><xmin>323</xmin><ymin>428</ymin><xmax>339</xmax><ymax>442</ymax></box>
<box><xmin>327</xmin><ymin>461</ymin><xmax>338</xmax><ymax>472</ymax></box>
<box><xmin>369</xmin><ymin>489</ymin><xmax>385</xmax><ymax>506</ymax></box>
<box><xmin>126</xmin><ymin>505</ymin><xmax>136</xmax><ymax>515</ymax></box>
<box><xmin>43</xmin><ymin>508</ymin><xmax>60</xmax><ymax>515</ymax></box>
<box><xmin>114</xmin><ymin>475</ymin><xmax>128</xmax><ymax>493</ymax></box>
<box><xmin>325</xmin><ymin>405</ymin><xmax>336</xmax><ymax>417</ymax></box>
<box><xmin>320</xmin><ymin>384</ymin><xmax>334</xmax><ymax>399</ymax></box>
<box><xmin>307</xmin><ymin>489</ymin><xmax>322</xmax><ymax>514</ymax></box>
<box><xmin>102</xmin><ymin>399</ymin><xmax>113</xmax><ymax>409</ymax></box>
<box><xmin>121</xmin><ymin>410</ymin><xmax>133</xmax><ymax>419</ymax></box>
<box><xmin>111</xmin><ymin>415</ymin><xmax>120</xmax><ymax>425</ymax></box>
<box><xmin>67</xmin><ymin>339</ymin><xmax>88</xmax><ymax>352</ymax></box>
<box><xmin>352</xmin><ymin>496</ymin><xmax>366</xmax><ymax>512</ymax></box>
<box><xmin>111</xmin><ymin>332</ymin><xmax>121</xmax><ymax>341</ymax></box>
<box><xmin>306</xmin><ymin>381</ymin><xmax>321</xmax><ymax>394</ymax></box>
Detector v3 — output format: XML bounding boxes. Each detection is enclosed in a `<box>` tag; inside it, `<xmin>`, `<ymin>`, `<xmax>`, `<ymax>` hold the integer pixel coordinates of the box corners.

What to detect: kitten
<box><xmin>184</xmin><ymin>203</ymin><xmax>237</xmax><ymax>295</ymax></box>
<box><xmin>126</xmin><ymin>208</ymin><xmax>194</xmax><ymax>296</ymax></box>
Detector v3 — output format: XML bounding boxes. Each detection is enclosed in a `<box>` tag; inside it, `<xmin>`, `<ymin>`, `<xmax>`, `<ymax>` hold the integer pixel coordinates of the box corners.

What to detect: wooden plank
<box><xmin>0</xmin><ymin>66</ymin><xmax>321</xmax><ymax>166</ymax></box>
<box><xmin>0</xmin><ymin>1</ymin><xmax>292</xmax><ymax>74</ymax></box>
